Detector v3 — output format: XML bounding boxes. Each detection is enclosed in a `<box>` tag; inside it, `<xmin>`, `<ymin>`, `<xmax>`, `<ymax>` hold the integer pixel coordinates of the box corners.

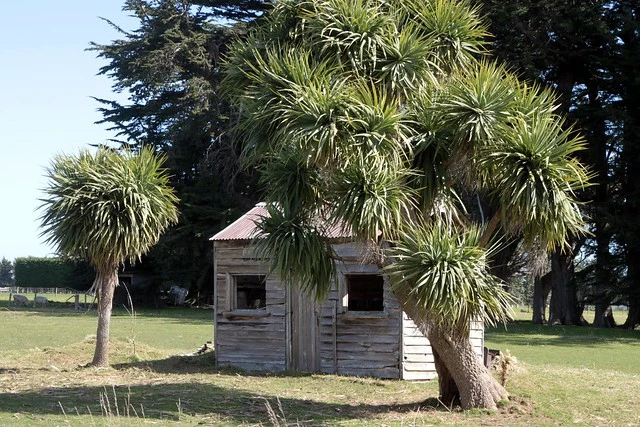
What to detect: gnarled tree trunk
<box><xmin>432</xmin><ymin>346</ymin><xmax>459</xmax><ymax>406</ymax></box>
<box><xmin>593</xmin><ymin>303</ymin><xmax>617</xmax><ymax>328</ymax></box>
<box><xmin>532</xmin><ymin>272</ymin><xmax>552</xmax><ymax>324</ymax></box>
<box><xmin>623</xmin><ymin>296</ymin><xmax>640</xmax><ymax>329</ymax></box>
<box><xmin>548</xmin><ymin>250</ymin><xmax>581</xmax><ymax>325</ymax></box>
<box><xmin>91</xmin><ymin>265</ymin><xmax>119</xmax><ymax>367</ymax></box>
<box><xmin>395</xmin><ymin>286</ymin><xmax>508</xmax><ymax>410</ymax></box>
<box><xmin>427</xmin><ymin>326</ymin><xmax>507</xmax><ymax>409</ymax></box>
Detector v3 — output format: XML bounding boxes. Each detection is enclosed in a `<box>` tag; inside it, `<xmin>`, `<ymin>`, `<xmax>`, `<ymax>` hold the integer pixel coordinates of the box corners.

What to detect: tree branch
<box><xmin>479</xmin><ymin>212</ymin><xmax>501</xmax><ymax>249</ymax></box>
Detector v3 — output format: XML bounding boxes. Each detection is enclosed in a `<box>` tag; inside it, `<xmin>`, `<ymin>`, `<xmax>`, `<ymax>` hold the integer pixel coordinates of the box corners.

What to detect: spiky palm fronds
<box><xmin>478</xmin><ymin>116</ymin><xmax>593</xmax><ymax>250</ymax></box>
<box><xmin>438</xmin><ymin>61</ymin><xmax>517</xmax><ymax>145</ymax></box>
<box><xmin>258</xmin><ymin>148</ymin><xmax>323</xmax><ymax>213</ymax></box>
<box><xmin>342</xmin><ymin>81</ymin><xmax>413</xmax><ymax>162</ymax></box>
<box><xmin>302</xmin><ymin>0</ymin><xmax>394</xmax><ymax>73</ymax></box>
<box><xmin>254</xmin><ymin>204</ymin><xmax>336</xmax><ymax>298</ymax></box>
<box><xmin>39</xmin><ymin>147</ymin><xmax>179</xmax><ymax>267</ymax></box>
<box><xmin>401</xmin><ymin>0</ymin><xmax>489</xmax><ymax>74</ymax></box>
<box><xmin>386</xmin><ymin>221</ymin><xmax>514</xmax><ymax>336</ymax></box>
<box><xmin>223</xmin><ymin>0</ymin><xmax>590</xmax><ymax>324</ymax></box>
<box><xmin>330</xmin><ymin>155</ymin><xmax>416</xmax><ymax>241</ymax></box>
<box><xmin>377</xmin><ymin>22</ymin><xmax>438</xmax><ymax>95</ymax></box>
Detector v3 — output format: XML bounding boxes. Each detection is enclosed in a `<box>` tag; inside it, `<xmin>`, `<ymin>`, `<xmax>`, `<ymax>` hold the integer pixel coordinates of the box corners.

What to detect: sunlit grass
<box><xmin>0</xmin><ymin>303</ymin><xmax>638</xmax><ymax>425</ymax></box>
<box><xmin>0</xmin><ymin>296</ymin><xmax>212</xmax><ymax>353</ymax></box>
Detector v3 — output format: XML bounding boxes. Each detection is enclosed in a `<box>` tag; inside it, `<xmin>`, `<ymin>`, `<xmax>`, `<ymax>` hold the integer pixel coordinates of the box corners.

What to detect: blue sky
<box><xmin>0</xmin><ymin>1</ymin><xmax>135</xmax><ymax>261</ymax></box>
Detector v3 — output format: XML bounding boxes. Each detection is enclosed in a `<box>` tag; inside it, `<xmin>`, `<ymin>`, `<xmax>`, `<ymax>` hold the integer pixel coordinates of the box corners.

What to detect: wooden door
<box><xmin>287</xmin><ymin>285</ymin><xmax>320</xmax><ymax>372</ymax></box>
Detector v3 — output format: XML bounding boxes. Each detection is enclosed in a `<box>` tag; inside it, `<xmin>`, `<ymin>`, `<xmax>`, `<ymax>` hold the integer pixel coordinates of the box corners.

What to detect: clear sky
<box><xmin>0</xmin><ymin>1</ymin><xmax>135</xmax><ymax>261</ymax></box>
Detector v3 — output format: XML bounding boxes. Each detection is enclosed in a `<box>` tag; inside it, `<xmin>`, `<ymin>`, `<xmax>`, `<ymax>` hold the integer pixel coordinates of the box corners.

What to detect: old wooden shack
<box><xmin>211</xmin><ymin>203</ymin><xmax>484</xmax><ymax>380</ymax></box>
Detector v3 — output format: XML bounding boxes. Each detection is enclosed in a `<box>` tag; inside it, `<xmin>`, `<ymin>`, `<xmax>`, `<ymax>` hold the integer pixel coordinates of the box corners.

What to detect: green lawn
<box><xmin>0</xmin><ymin>295</ymin><xmax>213</xmax><ymax>353</ymax></box>
<box><xmin>486</xmin><ymin>321</ymin><xmax>640</xmax><ymax>375</ymax></box>
<box><xmin>0</xmin><ymin>302</ymin><xmax>638</xmax><ymax>426</ymax></box>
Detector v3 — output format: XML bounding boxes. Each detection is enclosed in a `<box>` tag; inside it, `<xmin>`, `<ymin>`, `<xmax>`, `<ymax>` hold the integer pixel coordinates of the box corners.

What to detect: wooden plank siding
<box><xmin>214</xmin><ymin>241</ymin><xmax>287</xmax><ymax>372</ymax></box>
<box><xmin>400</xmin><ymin>315</ymin><xmax>484</xmax><ymax>380</ymax></box>
<box><xmin>214</xmin><ymin>238</ymin><xmax>484</xmax><ymax>380</ymax></box>
<box><xmin>401</xmin><ymin>314</ymin><xmax>437</xmax><ymax>380</ymax></box>
<box><xmin>317</xmin><ymin>280</ymin><xmax>403</xmax><ymax>379</ymax></box>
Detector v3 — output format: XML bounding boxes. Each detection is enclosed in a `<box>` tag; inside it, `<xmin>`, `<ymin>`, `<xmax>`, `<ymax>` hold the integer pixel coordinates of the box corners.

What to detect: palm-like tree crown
<box><xmin>223</xmin><ymin>0</ymin><xmax>592</xmax><ymax>330</ymax></box>
<box><xmin>39</xmin><ymin>147</ymin><xmax>179</xmax><ymax>267</ymax></box>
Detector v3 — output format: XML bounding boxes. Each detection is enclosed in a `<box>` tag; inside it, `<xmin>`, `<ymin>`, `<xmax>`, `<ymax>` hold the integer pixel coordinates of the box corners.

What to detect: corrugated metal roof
<box><xmin>210</xmin><ymin>203</ymin><xmax>268</xmax><ymax>241</ymax></box>
<box><xmin>210</xmin><ymin>203</ymin><xmax>355</xmax><ymax>241</ymax></box>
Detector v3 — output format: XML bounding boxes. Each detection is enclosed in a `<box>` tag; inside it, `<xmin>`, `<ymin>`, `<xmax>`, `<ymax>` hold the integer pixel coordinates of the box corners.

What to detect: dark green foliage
<box><xmin>0</xmin><ymin>257</ymin><xmax>14</xmax><ymax>286</ymax></box>
<box><xmin>479</xmin><ymin>0</ymin><xmax>640</xmax><ymax>327</ymax></box>
<box><xmin>90</xmin><ymin>0</ymin><xmax>263</xmax><ymax>293</ymax></box>
<box><xmin>14</xmin><ymin>257</ymin><xmax>94</xmax><ymax>290</ymax></box>
<box><xmin>197</xmin><ymin>0</ymin><xmax>268</xmax><ymax>21</ymax></box>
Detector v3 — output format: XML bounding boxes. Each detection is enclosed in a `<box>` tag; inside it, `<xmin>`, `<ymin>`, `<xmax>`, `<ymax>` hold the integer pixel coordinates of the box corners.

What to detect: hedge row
<box><xmin>14</xmin><ymin>257</ymin><xmax>94</xmax><ymax>290</ymax></box>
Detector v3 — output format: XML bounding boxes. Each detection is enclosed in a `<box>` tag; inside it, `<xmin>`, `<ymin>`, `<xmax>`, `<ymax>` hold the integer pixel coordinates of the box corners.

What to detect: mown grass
<box><xmin>0</xmin><ymin>295</ymin><xmax>213</xmax><ymax>352</ymax></box>
<box><xmin>486</xmin><ymin>321</ymin><xmax>640</xmax><ymax>374</ymax></box>
<box><xmin>0</xmin><ymin>302</ymin><xmax>639</xmax><ymax>426</ymax></box>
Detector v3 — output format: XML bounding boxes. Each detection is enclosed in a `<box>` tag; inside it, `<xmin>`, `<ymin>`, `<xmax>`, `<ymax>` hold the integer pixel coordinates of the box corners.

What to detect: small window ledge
<box><xmin>222</xmin><ymin>309</ymin><xmax>271</xmax><ymax>319</ymax></box>
<box><xmin>340</xmin><ymin>311</ymin><xmax>389</xmax><ymax>319</ymax></box>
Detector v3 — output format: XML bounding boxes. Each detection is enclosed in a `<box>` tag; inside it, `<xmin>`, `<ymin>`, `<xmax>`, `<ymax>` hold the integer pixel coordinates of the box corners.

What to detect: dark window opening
<box><xmin>347</xmin><ymin>274</ymin><xmax>384</xmax><ymax>311</ymax></box>
<box><xmin>235</xmin><ymin>275</ymin><xmax>266</xmax><ymax>309</ymax></box>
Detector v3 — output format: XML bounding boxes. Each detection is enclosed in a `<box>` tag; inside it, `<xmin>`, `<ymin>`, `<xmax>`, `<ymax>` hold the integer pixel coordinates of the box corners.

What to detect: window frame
<box><xmin>225</xmin><ymin>273</ymin><xmax>268</xmax><ymax>315</ymax></box>
<box><xmin>340</xmin><ymin>273</ymin><xmax>387</xmax><ymax>316</ymax></box>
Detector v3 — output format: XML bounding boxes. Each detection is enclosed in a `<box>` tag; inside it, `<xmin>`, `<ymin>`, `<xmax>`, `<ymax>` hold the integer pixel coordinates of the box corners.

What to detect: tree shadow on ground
<box><xmin>113</xmin><ymin>352</ymin><xmax>404</xmax><ymax>384</ymax></box>
<box><xmin>486</xmin><ymin>321</ymin><xmax>640</xmax><ymax>348</ymax></box>
<box><xmin>0</xmin><ymin>372</ymin><xmax>448</xmax><ymax>425</ymax></box>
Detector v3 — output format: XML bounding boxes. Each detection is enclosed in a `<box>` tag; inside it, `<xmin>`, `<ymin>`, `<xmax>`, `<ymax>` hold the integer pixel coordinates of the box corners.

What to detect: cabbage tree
<box><xmin>223</xmin><ymin>0</ymin><xmax>590</xmax><ymax>409</ymax></box>
<box><xmin>40</xmin><ymin>147</ymin><xmax>178</xmax><ymax>366</ymax></box>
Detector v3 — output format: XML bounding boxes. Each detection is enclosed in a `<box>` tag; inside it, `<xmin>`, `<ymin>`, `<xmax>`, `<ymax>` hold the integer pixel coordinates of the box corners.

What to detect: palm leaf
<box><xmin>386</xmin><ymin>220</ymin><xmax>514</xmax><ymax>336</ymax></box>
<box><xmin>254</xmin><ymin>203</ymin><xmax>336</xmax><ymax>299</ymax></box>
<box><xmin>329</xmin><ymin>155</ymin><xmax>416</xmax><ymax>241</ymax></box>
<box><xmin>39</xmin><ymin>147</ymin><xmax>179</xmax><ymax>267</ymax></box>
<box><xmin>477</xmin><ymin>116</ymin><xmax>593</xmax><ymax>250</ymax></box>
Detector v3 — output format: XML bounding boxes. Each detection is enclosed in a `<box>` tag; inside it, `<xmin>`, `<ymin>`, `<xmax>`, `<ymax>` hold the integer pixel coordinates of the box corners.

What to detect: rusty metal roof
<box><xmin>210</xmin><ymin>203</ymin><xmax>269</xmax><ymax>241</ymax></box>
<box><xmin>210</xmin><ymin>203</ymin><xmax>354</xmax><ymax>241</ymax></box>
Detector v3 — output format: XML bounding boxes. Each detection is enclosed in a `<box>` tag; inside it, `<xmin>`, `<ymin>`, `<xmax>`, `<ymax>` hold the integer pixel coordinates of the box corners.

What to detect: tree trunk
<box><xmin>623</xmin><ymin>252</ymin><xmax>640</xmax><ymax>329</ymax></box>
<box><xmin>427</xmin><ymin>326</ymin><xmax>508</xmax><ymax>410</ymax></box>
<box><xmin>548</xmin><ymin>250</ymin><xmax>580</xmax><ymax>325</ymax></box>
<box><xmin>90</xmin><ymin>265</ymin><xmax>119</xmax><ymax>367</ymax></box>
<box><xmin>593</xmin><ymin>303</ymin><xmax>617</xmax><ymax>328</ymax></box>
<box><xmin>623</xmin><ymin>295</ymin><xmax>640</xmax><ymax>329</ymax></box>
<box><xmin>394</xmin><ymin>286</ymin><xmax>507</xmax><ymax>410</ymax></box>
<box><xmin>532</xmin><ymin>272</ymin><xmax>552</xmax><ymax>324</ymax></box>
<box><xmin>432</xmin><ymin>346</ymin><xmax>460</xmax><ymax>407</ymax></box>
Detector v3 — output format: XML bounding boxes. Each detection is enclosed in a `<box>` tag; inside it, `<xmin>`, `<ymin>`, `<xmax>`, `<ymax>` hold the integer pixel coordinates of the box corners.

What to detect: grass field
<box><xmin>1</xmin><ymin>297</ymin><xmax>639</xmax><ymax>426</ymax></box>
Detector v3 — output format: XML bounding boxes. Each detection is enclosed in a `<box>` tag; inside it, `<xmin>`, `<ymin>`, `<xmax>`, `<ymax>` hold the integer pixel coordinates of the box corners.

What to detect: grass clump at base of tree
<box><xmin>0</xmin><ymin>306</ymin><xmax>639</xmax><ymax>426</ymax></box>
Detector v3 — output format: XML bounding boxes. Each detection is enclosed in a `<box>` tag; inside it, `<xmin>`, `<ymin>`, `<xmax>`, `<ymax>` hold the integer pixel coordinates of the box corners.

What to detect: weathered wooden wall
<box><xmin>316</xmin><ymin>242</ymin><xmax>404</xmax><ymax>379</ymax></box>
<box><xmin>400</xmin><ymin>317</ymin><xmax>484</xmax><ymax>380</ymax></box>
<box><xmin>214</xmin><ymin>239</ymin><xmax>482</xmax><ymax>380</ymax></box>
<box><xmin>214</xmin><ymin>241</ymin><xmax>287</xmax><ymax>372</ymax></box>
<box><xmin>401</xmin><ymin>314</ymin><xmax>437</xmax><ymax>380</ymax></box>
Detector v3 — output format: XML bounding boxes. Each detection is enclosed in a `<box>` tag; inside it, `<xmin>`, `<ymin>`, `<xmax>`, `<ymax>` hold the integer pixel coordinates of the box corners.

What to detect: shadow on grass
<box><xmin>0</xmin><ymin>356</ymin><xmax>447</xmax><ymax>425</ymax></box>
<box><xmin>486</xmin><ymin>321</ymin><xmax>640</xmax><ymax>348</ymax></box>
<box><xmin>0</xmin><ymin>385</ymin><xmax>444</xmax><ymax>424</ymax></box>
<box><xmin>112</xmin><ymin>352</ymin><xmax>398</xmax><ymax>386</ymax></box>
